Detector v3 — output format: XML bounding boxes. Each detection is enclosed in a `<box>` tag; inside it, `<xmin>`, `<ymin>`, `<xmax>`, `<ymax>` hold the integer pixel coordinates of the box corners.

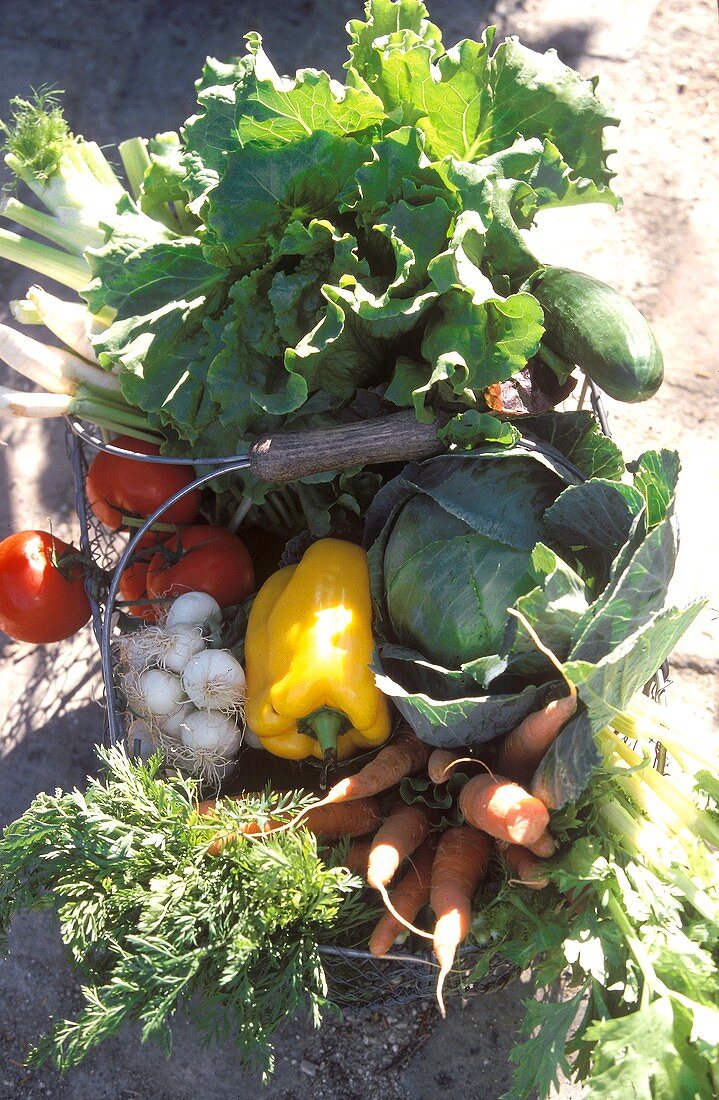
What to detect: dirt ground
<box><xmin>0</xmin><ymin>1</ymin><xmax>717</xmax><ymax>1098</ymax></box>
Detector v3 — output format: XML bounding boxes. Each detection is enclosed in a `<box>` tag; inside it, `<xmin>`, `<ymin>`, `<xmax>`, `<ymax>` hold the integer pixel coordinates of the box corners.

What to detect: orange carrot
<box><xmin>525</xmin><ymin>830</ymin><xmax>556</xmax><ymax>859</ymax></box>
<box><xmin>495</xmin><ymin>695</ymin><xmax>576</xmax><ymax>785</ymax></box>
<box><xmin>431</xmin><ymin>826</ymin><xmax>492</xmax><ymax>1016</ymax></box>
<box><xmin>369</xmin><ymin>840</ymin><xmax>435</xmax><ymax>958</ymax></box>
<box><xmin>198</xmin><ymin>795</ymin><xmax>382</xmax><ymax>855</ymax></box>
<box><xmin>427</xmin><ymin>748</ymin><xmax>470</xmax><ymax>784</ymax></box>
<box><xmin>263</xmin><ymin>727</ymin><xmax>431</xmax><ymax>839</ymax></box>
<box><xmin>503</xmin><ymin>843</ymin><xmax>550</xmax><ymax>890</ymax></box>
<box><xmin>367</xmin><ymin>802</ymin><xmax>431</xmax><ymax>891</ymax></box>
<box><xmin>342</xmin><ymin>838</ymin><xmax>374</xmax><ymax>878</ymax></box>
<box><xmin>318</xmin><ymin>726</ymin><xmax>431</xmax><ymax>806</ymax></box>
<box><xmin>459</xmin><ymin>773</ymin><xmax>549</xmax><ymax>847</ymax></box>
<box><xmin>302</xmin><ymin>800</ymin><xmax>383</xmax><ymax>838</ymax></box>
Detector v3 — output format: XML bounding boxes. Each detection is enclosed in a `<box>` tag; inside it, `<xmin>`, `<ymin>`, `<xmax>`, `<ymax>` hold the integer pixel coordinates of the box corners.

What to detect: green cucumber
<box><xmin>531</xmin><ymin>266</ymin><xmax>664</xmax><ymax>403</ymax></box>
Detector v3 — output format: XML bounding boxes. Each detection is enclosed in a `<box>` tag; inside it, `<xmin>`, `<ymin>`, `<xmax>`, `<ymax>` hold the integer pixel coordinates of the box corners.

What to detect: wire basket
<box><xmin>67</xmin><ymin>381</ymin><xmax>667</xmax><ymax>1006</ymax></box>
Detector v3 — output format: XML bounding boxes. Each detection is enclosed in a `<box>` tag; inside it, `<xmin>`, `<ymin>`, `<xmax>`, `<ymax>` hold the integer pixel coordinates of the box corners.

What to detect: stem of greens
<box><xmin>1</xmin><ymin>197</ymin><xmax>102</xmax><ymax>254</ymax></box>
<box><xmin>79</xmin><ymin>141</ymin><xmax>125</xmax><ymax>191</ymax></box>
<box><xmin>600</xmin><ymin>727</ymin><xmax>719</xmax><ymax>848</ymax></box>
<box><xmin>0</xmin><ymin>227</ymin><xmax>90</xmax><ymax>290</ymax></box>
<box><xmin>599</xmin><ymin>795</ymin><xmax>719</xmax><ymax>926</ymax></box>
<box><xmin>605</xmin><ymin>893</ymin><xmax>667</xmax><ymax>1006</ymax></box>
<box><xmin>118</xmin><ymin>138</ymin><xmax>150</xmax><ymax>200</ymax></box>
<box><xmin>227</xmin><ymin>495</ymin><xmax>253</xmax><ymax>533</ymax></box>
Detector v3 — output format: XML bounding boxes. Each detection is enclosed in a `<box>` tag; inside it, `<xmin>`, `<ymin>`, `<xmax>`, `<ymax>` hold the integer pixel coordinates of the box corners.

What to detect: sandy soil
<box><xmin>0</xmin><ymin>2</ymin><xmax>717</xmax><ymax>1098</ymax></box>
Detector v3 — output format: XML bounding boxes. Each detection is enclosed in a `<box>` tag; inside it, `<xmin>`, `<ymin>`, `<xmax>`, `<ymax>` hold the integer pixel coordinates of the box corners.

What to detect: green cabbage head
<box><xmin>380</xmin><ymin>456</ymin><xmax>567</xmax><ymax>670</ymax></box>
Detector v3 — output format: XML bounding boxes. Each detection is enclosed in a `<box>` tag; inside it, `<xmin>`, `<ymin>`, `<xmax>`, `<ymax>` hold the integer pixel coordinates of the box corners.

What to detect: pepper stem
<box><xmin>299</xmin><ymin>707</ymin><xmax>349</xmax><ymax>765</ymax></box>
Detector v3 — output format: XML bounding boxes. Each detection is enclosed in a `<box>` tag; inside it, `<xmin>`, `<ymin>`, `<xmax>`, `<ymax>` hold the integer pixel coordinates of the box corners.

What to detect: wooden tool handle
<box><xmin>249</xmin><ymin>410</ymin><xmax>444</xmax><ymax>483</ymax></box>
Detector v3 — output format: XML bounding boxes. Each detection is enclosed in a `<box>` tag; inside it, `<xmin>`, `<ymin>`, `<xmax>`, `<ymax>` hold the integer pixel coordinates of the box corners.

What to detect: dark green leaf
<box><xmin>530</xmin><ymin>709</ymin><xmax>602</xmax><ymax>810</ymax></box>
<box><xmin>544</xmin><ymin>479</ymin><xmax>645</xmax><ymax>556</ymax></box>
<box><xmin>564</xmin><ymin>599</ymin><xmax>706</xmax><ymax>732</ymax></box>
<box><xmin>521</xmin><ymin>411</ymin><xmax>625</xmax><ymax>481</ymax></box>
<box><xmin>504</xmin><ymin>990</ymin><xmax>585</xmax><ymax>1100</ymax></box>
<box><xmin>402</xmin><ymin>452</ymin><xmax>565</xmax><ymax>547</ymax></box>
<box><xmin>374</xmin><ymin>663</ymin><xmax>555</xmax><ymax>747</ymax></box>
<box><xmin>629</xmin><ymin>449</ymin><xmax>681</xmax><ymax>528</ymax></box>
<box><xmin>207</xmin><ymin>133</ymin><xmax>372</xmax><ymax>269</ymax></box>
<box><xmin>399</xmin><ymin>771</ymin><xmax>466</xmax><ymax>825</ymax></box>
<box><xmin>570</xmin><ymin>510</ymin><xmax>680</xmax><ymax>663</ymax></box>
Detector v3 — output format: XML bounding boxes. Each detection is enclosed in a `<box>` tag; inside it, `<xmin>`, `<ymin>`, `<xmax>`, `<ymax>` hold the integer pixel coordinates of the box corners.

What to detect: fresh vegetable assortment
<box><xmin>0</xmin><ymin>2</ymin><xmax>715</xmax><ymax>1098</ymax></box>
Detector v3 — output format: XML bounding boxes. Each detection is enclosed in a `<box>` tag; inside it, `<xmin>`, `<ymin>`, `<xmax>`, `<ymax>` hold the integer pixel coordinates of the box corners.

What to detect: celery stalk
<box><xmin>78</xmin><ymin>141</ymin><xmax>124</xmax><ymax>192</ymax></box>
<box><xmin>118</xmin><ymin>137</ymin><xmax>150</xmax><ymax>200</ymax></box>
<box><xmin>1</xmin><ymin>196</ymin><xmax>104</xmax><ymax>254</ymax></box>
<box><xmin>0</xmin><ymin>226</ymin><xmax>89</xmax><ymax>290</ymax></box>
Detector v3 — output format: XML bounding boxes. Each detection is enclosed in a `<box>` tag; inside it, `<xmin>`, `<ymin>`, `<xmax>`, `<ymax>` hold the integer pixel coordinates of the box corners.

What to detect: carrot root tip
<box><xmin>436</xmin><ymin>963</ymin><xmax>450</xmax><ymax>1019</ymax></box>
<box><xmin>376</xmin><ymin>881</ymin><xmax>433</xmax><ymax>941</ymax></box>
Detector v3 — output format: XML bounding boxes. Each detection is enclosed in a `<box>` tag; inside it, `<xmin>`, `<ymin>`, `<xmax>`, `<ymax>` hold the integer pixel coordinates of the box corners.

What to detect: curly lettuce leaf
<box><xmin>78</xmin><ymin>2</ymin><xmax>626</xmax><ymax>537</ymax></box>
<box><xmin>348</xmin><ymin>126</ymin><xmax>449</xmax><ymax>227</ymax></box>
<box><xmin>415</xmin><ymin>34</ymin><xmax>495</xmax><ymax>161</ymax></box>
<box><xmin>488</xmin><ymin>36</ymin><xmax>618</xmax><ymax>187</ymax></box>
<box><xmin>181</xmin><ymin>53</ymin><xmax>254</xmax><ymax>217</ymax></box>
<box><xmin>347</xmin><ymin>4</ymin><xmax>618</xmax><ymax>191</ymax></box>
<box><xmin>235</xmin><ymin>67</ymin><xmax>385</xmax><ymax>146</ymax></box>
<box><xmin>207</xmin><ymin>132</ymin><xmax>372</xmax><ymax>269</ymax></box>
<box><xmin>419</xmin><ymin>285</ymin><xmax>545</xmax><ymax>407</ymax></box>
<box><xmin>346</xmin><ymin>0</ymin><xmax>443</xmax><ymax>80</ymax></box>
<box><xmin>437</xmin><ymin>410</ymin><xmax>520</xmax><ymax>449</ymax></box>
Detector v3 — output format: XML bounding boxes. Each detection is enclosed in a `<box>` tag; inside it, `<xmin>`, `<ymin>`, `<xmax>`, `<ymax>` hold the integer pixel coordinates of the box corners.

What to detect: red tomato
<box><xmin>117</xmin><ymin>533</ymin><xmax>170</xmax><ymax>621</ymax></box>
<box><xmin>118</xmin><ymin>559</ymin><xmax>155</xmax><ymax>620</ymax></box>
<box><xmin>85</xmin><ymin>436</ymin><xmax>201</xmax><ymax>530</ymax></box>
<box><xmin>145</xmin><ymin>525</ymin><xmax>255</xmax><ymax>607</ymax></box>
<box><xmin>0</xmin><ymin>531</ymin><xmax>91</xmax><ymax>643</ymax></box>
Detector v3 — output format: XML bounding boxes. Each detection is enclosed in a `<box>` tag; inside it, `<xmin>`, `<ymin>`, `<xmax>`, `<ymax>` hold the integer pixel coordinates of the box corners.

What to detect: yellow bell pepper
<box><xmin>244</xmin><ymin>538</ymin><xmax>392</xmax><ymax>762</ymax></box>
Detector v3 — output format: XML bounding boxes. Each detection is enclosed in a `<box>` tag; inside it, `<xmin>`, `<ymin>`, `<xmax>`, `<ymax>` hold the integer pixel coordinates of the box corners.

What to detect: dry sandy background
<box><xmin>0</xmin><ymin>1</ymin><xmax>717</xmax><ymax>1098</ymax></box>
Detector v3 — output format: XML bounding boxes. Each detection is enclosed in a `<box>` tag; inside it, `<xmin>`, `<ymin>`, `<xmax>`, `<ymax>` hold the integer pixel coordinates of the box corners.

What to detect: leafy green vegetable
<box><xmin>0</xmin><ymin>0</ymin><xmax>623</xmax><ymax>532</ymax></box>
<box><xmin>0</xmin><ymin>748</ymin><xmax>373</xmax><ymax>1077</ymax></box>
<box><xmin>472</xmin><ymin>729</ymin><xmax>719</xmax><ymax>1099</ymax></box>
<box><xmin>366</xmin><ymin>444</ymin><xmax>704</xmax><ymax>806</ymax></box>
